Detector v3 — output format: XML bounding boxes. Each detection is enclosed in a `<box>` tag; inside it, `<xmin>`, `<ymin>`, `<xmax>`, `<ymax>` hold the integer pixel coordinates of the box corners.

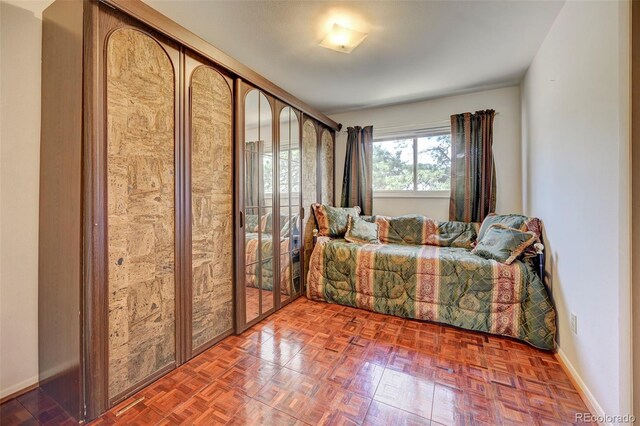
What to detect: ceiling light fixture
<box><xmin>319</xmin><ymin>23</ymin><xmax>367</xmax><ymax>54</ymax></box>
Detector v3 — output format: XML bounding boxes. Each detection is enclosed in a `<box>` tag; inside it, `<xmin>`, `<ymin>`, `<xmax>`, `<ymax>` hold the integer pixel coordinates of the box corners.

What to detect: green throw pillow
<box><xmin>472</xmin><ymin>224</ymin><xmax>537</xmax><ymax>264</ymax></box>
<box><xmin>312</xmin><ymin>204</ymin><xmax>361</xmax><ymax>237</ymax></box>
<box><xmin>345</xmin><ymin>215</ymin><xmax>380</xmax><ymax>244</ymax></box>
<box><xmin>478</xmin><ymin>213</ymin><xmax>541</xmax><ymax>241</ymax></box>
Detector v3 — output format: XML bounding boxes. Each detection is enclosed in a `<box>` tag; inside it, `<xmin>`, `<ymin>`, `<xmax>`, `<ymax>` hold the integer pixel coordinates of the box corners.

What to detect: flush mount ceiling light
<box><xmin>319</xmin><ymin>23</ymin><xmax>367</xmax><ymax>54</ymax></box>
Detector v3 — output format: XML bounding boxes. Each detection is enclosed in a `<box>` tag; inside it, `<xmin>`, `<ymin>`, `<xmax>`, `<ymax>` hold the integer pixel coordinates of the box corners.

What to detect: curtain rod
<box><xmin>337</xmin><ymin>112</ymin><xmax>499</xmax><ymax>134</ymax></box>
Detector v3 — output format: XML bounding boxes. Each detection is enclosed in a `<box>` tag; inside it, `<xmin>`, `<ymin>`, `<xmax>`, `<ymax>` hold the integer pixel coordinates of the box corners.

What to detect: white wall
<box><xmin>330</xmin><ymin>86</ymin><xmax>522</xmax><ymax>220</ymax></box>
<box><xmin>521</xmin><ymin>0</ymin><xmax>632</xmax><ymax>419</ymax></box>
<box><xmin>0</xmin><ymin>0</ymin><xmax>52</xmax><ymax>399</ymax></box>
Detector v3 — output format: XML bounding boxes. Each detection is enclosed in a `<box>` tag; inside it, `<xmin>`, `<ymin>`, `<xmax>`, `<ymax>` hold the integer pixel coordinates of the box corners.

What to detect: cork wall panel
<box><xmin>190</xmin><ymin>66</ymin><xmax>233</xmax><ymax>349</ymax></box>
<box><xmin>302</xmin><ymin>120</ymin><xmax>317</xmax><ymax>281</ymax></box>
<box><xmin>320</xmin><ymin>129</ymin><xmax>334</xmax><ymax>205</ymax></box>
<box><xmin>106</xmin><ymin>28</ymin><xmax>176</xmax><ymax>399</ymax></box>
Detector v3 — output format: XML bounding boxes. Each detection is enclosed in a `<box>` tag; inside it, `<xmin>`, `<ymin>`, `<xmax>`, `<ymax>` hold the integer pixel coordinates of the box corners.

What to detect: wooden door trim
<box><xmin>234</xmin><ymin>79</ymin><xmax>248</xmax><ymax>333</ymax></box>
<box><xmin>332</xmin><ymin>130</ymin><xmax>337</xmax><ymax>206</ymax></box>
<box><xmin>176</xmin><ymin>43</ymin><xmax>187</xmax><ymax>368</ymax></box>
<box><xmin>82</xmin><ymin>1</ymin><xmax>107</xmax><ymax>419</ymax></box>
<box><xmin>632</xmin><ymin>0</ymin><xmax>639</xmax><ymax>417</ymax></box>
<box><xmin>273</xmin><ymin>100</ymin><xmax>283</xmax><ymax>310</ymax></box>
<box><xmin>101</xmin><ymin>0</ymin><xmax>340</xmax><ymax>132</ymax></box>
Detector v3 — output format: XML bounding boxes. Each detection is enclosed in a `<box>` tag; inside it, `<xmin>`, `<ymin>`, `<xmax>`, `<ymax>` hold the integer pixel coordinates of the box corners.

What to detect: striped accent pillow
<box><xmin>311</xmin><ymin>204</ymin><xmax>361</xmax><ymax>237</ymax></box>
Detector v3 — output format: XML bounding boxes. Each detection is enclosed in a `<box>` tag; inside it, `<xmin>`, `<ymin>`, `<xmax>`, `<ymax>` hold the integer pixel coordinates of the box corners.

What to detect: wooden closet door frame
<box><xmin>82</xmin><ymin>2</ymin><xmax>104</xmax><ymax>419</ymax></box>
<box><xmin>183</xmin><ymin>51</ymin><xmax>236</xmax><ymax>360</ymax></box>
<box><xmin>86</xmin><ymin>2</ymin><xmax>185</xmax><ymax>412</ymax></box>
<box><xmin>234</xmin><ymin>80</ymin><xmax>278</xmax><ymax>333</ymax></box>
<box><xmin>74</xmin><ymin>1</ymin><xmax>341</xmax><ymax>420</ymax></box>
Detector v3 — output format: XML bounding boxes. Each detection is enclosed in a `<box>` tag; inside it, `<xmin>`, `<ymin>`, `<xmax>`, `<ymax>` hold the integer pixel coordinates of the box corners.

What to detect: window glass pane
<box><xmin>290</xmin><ymin>147</ymin><xmax>300</xmax><ymax>193</ymax></box>
<box><xmin>263</xmin><ymin>154</ymin><xmax>273</xmax><ymax>196</ymax></box>
<box><xmin>416</xmin><ymin>134</ymin><xmax>451</xmax><ymax>191</ymax></box>
<box><xmin>279</xmin><ymin>157</ymin><xmax>289</xmax><ymax>195</ymax></box>
<box><xmin>372</xmin><ymin>139</ymin><xmax>414</xmax><ymax>191</ymax></box>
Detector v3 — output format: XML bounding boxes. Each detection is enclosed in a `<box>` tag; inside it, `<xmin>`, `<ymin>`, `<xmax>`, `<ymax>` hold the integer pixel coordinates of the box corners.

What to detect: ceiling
<box><xmin>146</xmin><ymin>1</ymin><xmax>564</xmax><ymax>114</ymax></box>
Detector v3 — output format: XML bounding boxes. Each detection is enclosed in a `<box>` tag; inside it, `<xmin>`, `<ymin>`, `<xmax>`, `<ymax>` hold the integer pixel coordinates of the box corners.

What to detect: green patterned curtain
<box><xmin>340</xmin><ymin>126</ymin><xmax>373</xmax><ymax>215</ymax></box>
<box><xmin>449</xmin><ymin>110</ymin><xmax>496</xmax><ymax>222</ymax></box>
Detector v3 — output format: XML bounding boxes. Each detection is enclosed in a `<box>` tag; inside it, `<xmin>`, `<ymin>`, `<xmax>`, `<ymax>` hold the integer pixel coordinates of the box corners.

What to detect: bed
<box><xmin>245</xmin><ymin>213</ymin><xmax>300</xmax><ymax>294</ymax></box>
<box><xmin>306</xmin><ymin>214</ymin><xmax>556</xmax><ymax>350</ymax></box>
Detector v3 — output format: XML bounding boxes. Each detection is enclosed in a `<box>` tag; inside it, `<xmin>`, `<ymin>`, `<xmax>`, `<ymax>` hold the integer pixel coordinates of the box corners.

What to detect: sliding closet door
<box><xmin>278</xmin><ymin>106</ymin><xmax>302</xmax><ymax>304</ymax></box>
<box><xmin>320</xmin><ymin>128</ymin><xmax>335</xmax><ymax>205</ymax></box>
<box><xmin>240</xmin><ymin>86</ymin><xmax>276</xmax><ymax>326</ymax></box>
<box><xmin>186</xmin><ymin>56</ymin><xmax>234</xmax><ymax>357</ymax></box>
<box><xmin>302</xmin><ymin>119</ymin><xmax>319</xmax><ymax>283</ymax></box>
<box><xmin>106</xmin><ymin>27</ymin><xmax>180</xmax><ymax>402</ymax></box>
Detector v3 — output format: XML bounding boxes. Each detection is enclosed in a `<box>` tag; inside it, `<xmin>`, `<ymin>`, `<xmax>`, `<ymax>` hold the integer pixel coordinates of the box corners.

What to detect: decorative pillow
<box><xmin>478</xmin><ymin>213</ymin><xmax>542</xmax><ymax>241</ymax></box>
<box><xmin>472</xmin><ymin>224</ymin><xmax>537</xmax><ymax>264</ymax></box>
<box><xmin>245</xmin><ymin>214</ymin><xmax>260</xmax><ymax>232</ymax></box>
<box><xmin>370</xmin><ymin>215</ymin><xmax>478</xmax><ymax>248</ymax></box>
<box><xmin>374</xmin><ymin>214</ymin><xmax>437</xmax><ymax>245</ymax></box>
<box><xmin>260</xmin><ymin>212</ymin><xmax>273</xmax><ymax>234</ymax></box>
<box><xmin>345</xmin><ymin>215</ymin><xmax>380</xmax><ymax>244</ymax></box>
<box><xmin>311</xmin><ymin>204</ymin><xmax>361</xmax><ymax>237</ymax></box>
<box><xmin>359</xmin><ymin>215</ymin><xmax>376</xmax><ymax>223</ymax></box>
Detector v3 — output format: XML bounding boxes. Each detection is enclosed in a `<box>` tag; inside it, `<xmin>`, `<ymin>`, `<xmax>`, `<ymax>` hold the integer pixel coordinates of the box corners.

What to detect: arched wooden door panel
<box><xmin>320</xmin><ymin>128</ymin><xmax>335</xmax><ymax>205</ymax></box>
<box><xmin>302</xmin><ymin>119</ymin><xmax>318</xmax><ymax>283</ymax></box>
<box><xmin>106</xmin><ymin>27</ymin><xmax>178</xmax><ymax>401</ymax></box>
<box><xmin>187</xmin><ymin>63</ymin><xmax>234</xmax><ymax>355</ymax></box>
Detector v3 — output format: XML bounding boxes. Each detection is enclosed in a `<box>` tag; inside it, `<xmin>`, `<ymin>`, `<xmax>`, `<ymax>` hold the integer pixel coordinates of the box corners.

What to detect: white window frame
<box><xmin>372</xmin><ymin>126</ymin><xmax>451</xmax><ymax>199</ymax></box>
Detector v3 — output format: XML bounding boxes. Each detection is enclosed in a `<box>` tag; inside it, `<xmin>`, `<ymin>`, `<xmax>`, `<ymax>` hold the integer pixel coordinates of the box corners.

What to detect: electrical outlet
<box><xmin>570</xmin><ymin>313</ymin><xmax>578</xmax><ymax>334</ymax></box>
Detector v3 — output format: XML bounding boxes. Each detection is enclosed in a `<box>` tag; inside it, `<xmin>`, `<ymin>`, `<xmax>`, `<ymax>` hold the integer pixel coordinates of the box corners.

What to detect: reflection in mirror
<box><xmin>245</xmin><ymin>265</ymin><xmax>260</xmax><ymax>322</ymax></box>
<box><xmin>261</xmin><ymin>260</ymin><xmax>274</xmax><ymax>312</ymax></box>
<box><xmin>244</xmin><ymin>89</ymin><xmax>273</xmax><ymax>322</ymax></box>
<box><xmin>245</xmin><ymin>150</ymin><xmax>260</xmax><ymax>208</ymax></box>
<box><xmin>263</xmin><ymin>155</ymin><xmax>273</xmax><ymax>202</ymax></box>
<box><xmin>279</xmin><ymin>107</ymin><xmax>301</xmax><ymax>303</ymax></box>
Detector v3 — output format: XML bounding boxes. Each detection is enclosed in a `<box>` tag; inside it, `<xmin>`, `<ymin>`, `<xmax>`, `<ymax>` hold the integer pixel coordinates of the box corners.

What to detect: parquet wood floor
<box><xmin>1</xmin><ymin>297</ymin><xmax>593</xmax><ymax>425</ymax></box>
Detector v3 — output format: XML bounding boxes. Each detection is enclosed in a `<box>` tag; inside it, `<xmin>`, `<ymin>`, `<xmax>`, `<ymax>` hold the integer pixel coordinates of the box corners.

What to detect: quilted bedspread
<box><xmin>307</xmin><ymin>239</ymin><xmax>556</xmax><ymax>350</ymax></box>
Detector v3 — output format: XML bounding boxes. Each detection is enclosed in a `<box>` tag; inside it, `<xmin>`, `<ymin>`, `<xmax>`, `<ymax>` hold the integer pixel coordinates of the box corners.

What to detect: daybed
<box><xmin>306</xmin><ymin>210</ymin><xmax>556</xmax><ymax>350</ymax></box>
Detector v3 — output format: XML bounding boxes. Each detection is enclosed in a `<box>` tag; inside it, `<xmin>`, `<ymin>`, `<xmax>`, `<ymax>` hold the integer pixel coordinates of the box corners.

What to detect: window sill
<box><xmin>374</xmin><ymin>191</ymin><xmax>450</xmax><ymax>199</ymax></box>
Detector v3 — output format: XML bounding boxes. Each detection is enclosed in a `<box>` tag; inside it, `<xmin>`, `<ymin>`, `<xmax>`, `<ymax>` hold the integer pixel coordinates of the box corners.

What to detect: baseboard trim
<box><xmin>554</xmin><ymin>349</ymin><xmax>606</xmax><ymax>425</ymax></box>
<box><xmin>0</xmin><ymin>379</ymin><xmax>39</xmax><ymax>404</ymax></box>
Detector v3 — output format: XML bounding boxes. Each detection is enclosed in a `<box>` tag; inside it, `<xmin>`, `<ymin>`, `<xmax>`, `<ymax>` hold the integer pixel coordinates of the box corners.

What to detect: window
<box><xmin>372</xmin><ymin>128</ymin><xmax>451</xmax><ymax>197</ymax></box>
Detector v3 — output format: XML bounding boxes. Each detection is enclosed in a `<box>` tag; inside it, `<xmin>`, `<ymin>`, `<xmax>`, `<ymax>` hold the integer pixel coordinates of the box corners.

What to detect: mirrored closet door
<box><xmin>278</xmin><ymin>105</ymin><xmax>302</xmax><ymax>304</ymax></box>
<box><xmin>240</xmin><ymin>86</ymin><xmax>276</xmax><ymax>326</ymax></box>
<box><xmin>236</xmin><ymin>81</ymin><xmax>309</xmax><ymax>331</ymax></box>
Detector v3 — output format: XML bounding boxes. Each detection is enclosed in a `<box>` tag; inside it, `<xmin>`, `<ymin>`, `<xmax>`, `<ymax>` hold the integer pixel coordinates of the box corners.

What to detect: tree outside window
<box><xmin>373</xmin><ymin>130</ymin><xmax>451</xmax><ymax>195</ymax></box>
